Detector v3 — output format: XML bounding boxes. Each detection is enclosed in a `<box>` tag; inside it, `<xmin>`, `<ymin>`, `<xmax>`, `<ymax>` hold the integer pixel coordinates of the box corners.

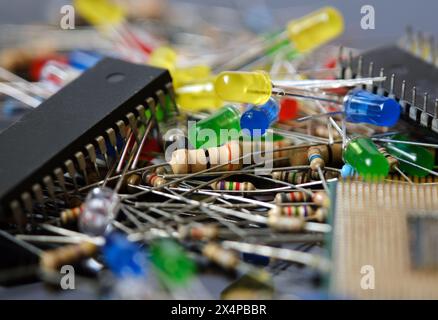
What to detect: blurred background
<box><xmin>0</xmin><ymin>0</ymin><xmax>436</xmax><ymax>49</ymax></box>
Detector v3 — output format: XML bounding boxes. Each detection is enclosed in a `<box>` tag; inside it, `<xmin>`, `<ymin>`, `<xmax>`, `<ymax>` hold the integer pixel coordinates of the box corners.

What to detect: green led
<box><xmin>188</xmin><ymin>104</ymin><xmax>241</xmax><ymax>149</ymax></box>
<box><xmin>344</xmin><ymin>137</ymin><xmax>389</xmax><ymax>180</ymax></box>
<box><xmin>385</xmin><ymin>134</ymin><xmax>434</xmax><ymax>177</ymax></box>
<box><xmin>150</xmin><ymin>239</ymin><xmax>196</xmax><ymax>285</ymax></box>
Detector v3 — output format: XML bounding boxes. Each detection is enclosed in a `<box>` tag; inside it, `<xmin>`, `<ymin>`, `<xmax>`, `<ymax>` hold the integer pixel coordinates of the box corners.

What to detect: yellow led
<box><xmin>215</xmin><ymin>71</ymin><xmax>272</xmax><ymax>105</ymax></box>
<box><xmin>173</xmin><ymin>65</ymin><xmax>211</xmax><ymax>88</ymax></box>
<box><xmin>176</xmin><ymin>78</ymin><xmax>224</xmax><ymax>112</ymax></box>
<box><xmin>286</xmin><ymin>6</ymin><xmax>344</xmax><ymax>53</ymax></box>
<box><xmin>148</xmin><ymin>46</ymin><xmax>178</xmax><ymax>70</ymax></box>
<box><xmin>74</xmin><ymin>0</ymin><xmax>125</xmax><ymax>26</ymax></box>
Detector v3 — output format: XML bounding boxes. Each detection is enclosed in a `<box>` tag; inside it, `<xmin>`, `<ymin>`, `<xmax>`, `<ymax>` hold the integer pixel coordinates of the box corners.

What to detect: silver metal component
<box><xmin>377</xmin><ymin>68</ymin><xmax>385</xmax><ymax>96</ymax></box>
<box><xmin>409</xmin><ymin>86</ymin><xmax>418</xmax><ymax>121</ymax></box>
<box><xmin>389</xmin><ymin>74</ymin><xmax>395</xmax><ymax>98</ymax></box>
<box><xmin>356</xmin><ymin>56</ymin><xmax>363</xmax><ymax>78</ymax></box>
<box><xmin>366</xmin><ymin>61</ymin><xmax>374</xmax><ymax>91</ymax></box>
<box><xmin>432</xmin><ymin>99</ymin><xmax>438</xmax><ymax>132</ymax></box>
<box><xmin>420</xmin><ymin>92</ymin><xmax>430</xmax><ymax>127</ymax></box>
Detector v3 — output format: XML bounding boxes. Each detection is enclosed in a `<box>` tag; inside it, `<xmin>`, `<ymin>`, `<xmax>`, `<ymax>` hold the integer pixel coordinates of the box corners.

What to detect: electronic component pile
<box><xmin>1</xmin><ymin>1</ymin><xmax>438</xmax><ymax>300</ymax></box>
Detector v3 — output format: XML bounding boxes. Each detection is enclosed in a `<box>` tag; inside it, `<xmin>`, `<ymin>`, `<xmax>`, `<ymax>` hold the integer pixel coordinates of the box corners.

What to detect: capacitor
<box><xmin>210</xmin><ymin>181</ymin><xmax>256</xmax><ymax>191</ymax></box>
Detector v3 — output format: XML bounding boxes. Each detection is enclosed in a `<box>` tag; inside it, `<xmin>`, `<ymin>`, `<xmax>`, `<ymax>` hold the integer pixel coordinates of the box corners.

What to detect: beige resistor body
<box><xmin>61</xmin><ymin>205</ymin><xmax>84</xmax><ymax>225</ymax></box>
<box><xmin>40</xmin><ymin>242</ymin><xmax>98</xmax><ymax>271</ymax></box>
<box><xmin>170</xmin><ymin>141</ymin><xmax>242</xmax><ymax>174</ymax></box>
<box><xmin>210</xmin><ymin>181</ymin><xmax>256</xmax><ymax>191</ymax></box>
<box><xmin>269</xmin><ymin>206</ymin><xmax>328</xmax><ymax>222</ymax></box>
<box><xmin>289</xmin><ymin>143</ymin><xmax>343</xmax><ymax>167</ymax></box>
<box><xmin>179</xmin><ymin>224</ymin><xmax>219</xmax><ymax>241</ymax></box>
<box><xmin>202</xmin><ymin>243</ymin><xmax>240</xmax><ymax>270</ymax></box>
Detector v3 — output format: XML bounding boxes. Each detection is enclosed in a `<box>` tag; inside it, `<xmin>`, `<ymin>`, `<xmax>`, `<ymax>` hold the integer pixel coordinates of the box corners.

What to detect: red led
<box><xmin>279</xmin><ymin>98</ymin><xmax>298</xmax><ymax>122</ymax></box>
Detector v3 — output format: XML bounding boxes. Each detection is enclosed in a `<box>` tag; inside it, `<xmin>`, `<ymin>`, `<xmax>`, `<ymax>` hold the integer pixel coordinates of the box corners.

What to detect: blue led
<box><xmin>103</xmin><ymin>232</ymin><xmax>148</xmax><ymax>278</ymax></box>
<box><xmin>343</xmin><ymin>89</ymin><xmax>401</xmax><ymax>127</ymax></box>
<box><xmin>341</xmin><ymin>163</ymin><xmax>357</xmax><ymax>178</ymax></box>
<box><xmin>240</xmin><ymin>97</ymin><xmax>279</xmax><ymax>136</ymax></box>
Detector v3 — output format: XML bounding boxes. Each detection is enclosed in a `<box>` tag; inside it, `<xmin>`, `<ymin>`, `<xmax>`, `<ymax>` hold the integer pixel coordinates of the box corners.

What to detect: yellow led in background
<box><xmin>286</xmin><ymin>6</ymin><xmax>344</xmax><ymax>53</ymax></box>
<box><xmin>74</xmin><ymin>0</ymin><xmax>126</xmax><ymax>27</ymax></box>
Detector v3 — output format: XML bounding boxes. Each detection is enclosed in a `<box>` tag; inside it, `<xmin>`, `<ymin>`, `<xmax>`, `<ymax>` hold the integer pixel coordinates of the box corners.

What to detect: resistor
<box><xmin>202</xmin><ymin>243</ymin><xmax>240</xmax><ymax>270</ymax></box>
<box><xmin>240</xmin><ymin>139</ymin><xmax>292</xmax><ymax>161</ymax></box>
<box><xmin>307</xmin><ymin>146</ymin><xmax>325</xmax><ymax>171</ymax></box>
<box><xmin>272</xmin><ymin>171</ymin><xmax>310</xmax><ymax>184</ymax></box>
<box><xmin>179</xmin><ymin>224</ymin><xmax>219</xmax><ymax>241</ymax></box>
<box><xmin>289</xmin><ymin>143</ymin><xmax>343</xmax><ymax>166</ymax></box>
<box><xmin>60</xmin><ymin>205</ymin><xmax>84</xmax><ymax>225</ymax></box>
<box><xmin>309</xmin><ymin>170</ymin><xmax>339</xmax><ymax>180</ymax></box>
<box><xmin>267</xmin><ymin>215</ymin><xmax>306</xmax><ymax>232</ymax></box>
<box><xmin>142</xmin><ymin>172</ymin><xmax>167</xmax><ymax>188</ymax></box>
<box><xmin>170</xmin><ymin>141</ymin><xmax>242</xmax><ymax>174</ymax></box>
<box><xmin>40</xmin><ymin>242</ymin><xmax>98</xmax><ymax>271</ymax></box>
<box><xmin>269</xmin><ymin>206</ymin><xmax>328</xmax><ymax>222</ymax></box>
<box><xmin>125</xmin><ymin>173</ymin><xmax>142</xmax><ymax>193</ymax></box>
<box><xmin>210</xmin><ymin>181</ymin><xmax>256</xmax><ymax>191</ymax></box>
<box><xmin>378</xmin><ymin>147</ymin><xmax>399</xmax><ymax>172</ymax></box>
<box><xmin>274</xmin><ymin>191</ymin><xmax>329</xmax><ymax>207</ymax></box>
